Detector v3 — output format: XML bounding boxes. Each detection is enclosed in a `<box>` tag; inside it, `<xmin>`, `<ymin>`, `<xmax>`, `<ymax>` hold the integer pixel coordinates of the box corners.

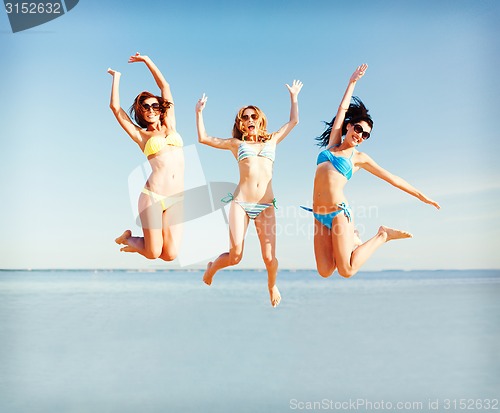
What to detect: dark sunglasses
<box><xmin>353</xmin><ymin>124</ymin><xmax>371</xmax><ymax>139</ymax></box>
<box><xmin>142</xmin><ymin>102</ymin><xmax>160</xmax><ymax>111</ymax></box>
<box><xmin>242</xmin><ymin>114</ymin><xmax>258</xmax><ymax>121</ymax></box>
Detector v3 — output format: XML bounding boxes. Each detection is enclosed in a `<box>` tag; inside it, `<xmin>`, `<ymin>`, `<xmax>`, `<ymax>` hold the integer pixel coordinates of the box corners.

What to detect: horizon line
<box><xmin>1</xmin><ymin>268</ymin><xmax>499</xmax><ymax>273</ymax></box>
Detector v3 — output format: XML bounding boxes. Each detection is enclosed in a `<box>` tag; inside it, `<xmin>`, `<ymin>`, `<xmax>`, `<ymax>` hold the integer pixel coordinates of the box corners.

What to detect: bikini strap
<box><xmin>221</xmin><ymin>193</ymin><xmax>234</xmax><ymax>203</ymax></box>
<box><xmin>336</xmin><ymin>202</ymin><xmax>352</xmax><ymax>222</ymax></box>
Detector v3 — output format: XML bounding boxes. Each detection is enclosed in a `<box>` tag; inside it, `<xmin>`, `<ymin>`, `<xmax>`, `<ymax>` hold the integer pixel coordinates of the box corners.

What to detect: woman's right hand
<box><xmin>419</xmin><ymin>193</ymin><xmax>441</xmax><ymax>210</ymax></box>
<box><xmin>196</xmin><ymin>93</ymin><xmax>208</xmax><ymax>113</ymax></box>
<box><xmin>350</xmin><ymin>63</ymin><xmax>368</xmax><ymax>83</ymax></box>
<box><xmin>107</xmin><ymin>68</ymin><xmax>121</xmax><ymax>77</ymax></box>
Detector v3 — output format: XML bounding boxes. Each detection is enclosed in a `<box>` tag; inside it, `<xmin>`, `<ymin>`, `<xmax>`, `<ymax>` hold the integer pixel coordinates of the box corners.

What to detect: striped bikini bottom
<box><xmin>222</xmin><ymin>193</ymin><xmax>277</xmax><ymax>220</ymax></box>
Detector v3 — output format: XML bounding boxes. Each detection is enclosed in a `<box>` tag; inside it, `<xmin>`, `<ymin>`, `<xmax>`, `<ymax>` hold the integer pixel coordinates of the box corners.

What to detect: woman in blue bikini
<box><xmin>108</xmin><ymin>53</ymin><xmax>184</xmax><ymax>261</ymax></box>
<box><xmin>195</xmin><ymin>80</ymin><xmax>303</xmax><ymax>307</ymax></box>
<box><xmin>308</xmin><ymin>64</ymin><xmax>440</xmax><ymax>278</ymax></box>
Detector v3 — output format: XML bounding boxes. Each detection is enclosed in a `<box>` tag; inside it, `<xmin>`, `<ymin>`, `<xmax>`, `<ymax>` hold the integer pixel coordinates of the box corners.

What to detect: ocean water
<box><xmin>0</xmin><ymin>269</ymin><xmax>499</xmax><ymax>413</ymax></box>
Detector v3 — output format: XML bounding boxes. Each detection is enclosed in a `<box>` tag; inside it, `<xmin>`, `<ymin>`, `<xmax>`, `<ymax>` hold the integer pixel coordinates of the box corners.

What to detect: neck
<box><xmin>147</xmin><ymin>121</ymin><xmax>162</xmax><ymax>132</ymax></box>
<box><xmin>337</xmin><ymin>140</ymin><xmax>354</xmax><ymax>151</ymax></box>
<box><xmin>244</xmin><ymin>134</ymin><xmax>259</xmax><ymax>142</ymax></box>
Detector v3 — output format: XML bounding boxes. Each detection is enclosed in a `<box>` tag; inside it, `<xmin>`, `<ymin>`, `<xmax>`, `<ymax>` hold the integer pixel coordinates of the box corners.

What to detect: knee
<box><xmin>229</xmin><ymin>251</ymin><xmax>243</xmax><ymax>265</ymax></box>
<box><xmin>144</xmin><ymin>244</ymin><xmax>162</xmax><ymax>260</ymax></box>
<box><xmin>159</xmin><ymin>244</ymin><xmax>178</xmax><ymax>262</ymax></box>
<box><xmin>262</xmin><ymin>254</ymin><xmax>277</xmax><ymax>268</ymax></box>
<box><xmin>160</xmin><ymin>251</ymin><xmax>177</xmax><ymax>262</ymax></box>
<box><xmin>317</xmin><ymin>265</ymin><xmax>334</xmax><ymax>278</ymax></box>
<box><xmin>337</xmin><ymin>265</ymin><xmax>355</xmax><ymax>279</ymax></box>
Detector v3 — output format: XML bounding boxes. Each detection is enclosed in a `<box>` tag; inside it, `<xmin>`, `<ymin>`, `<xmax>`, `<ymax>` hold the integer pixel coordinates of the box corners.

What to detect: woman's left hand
<box><xmin>128</xmin><ymin>52</ymin><xmax>149</xmax><ymax>64</ymax></box>
<box><xmin>286</xmin><ymin>80</ymin><xmax>303</xmax><ymax>98</ymax></box>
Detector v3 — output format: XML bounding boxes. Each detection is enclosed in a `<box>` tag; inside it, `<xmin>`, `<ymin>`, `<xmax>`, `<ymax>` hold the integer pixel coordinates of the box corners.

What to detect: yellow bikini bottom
<box><xmin>141</xmin><ymin>188</ymin><xmax>184</xmax><ymax>212</ymax></box>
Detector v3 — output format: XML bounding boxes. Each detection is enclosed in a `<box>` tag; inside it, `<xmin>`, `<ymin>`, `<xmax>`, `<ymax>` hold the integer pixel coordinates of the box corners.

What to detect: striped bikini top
<box><xmin>237</xmin><ymin>140</ymin><xmax>275</xmax><ymax>162</ymax></box>
<box><xmin>317</xmin><ymin>146</ymin><xmax>355</xmax><ymax>180</ymax></box>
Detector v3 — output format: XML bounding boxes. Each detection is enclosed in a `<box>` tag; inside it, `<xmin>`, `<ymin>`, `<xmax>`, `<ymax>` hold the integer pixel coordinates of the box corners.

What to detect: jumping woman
<box><xmin>195</xmin><ymin>80</ymin><xmax>303</xmax><ymax>306</ymax></box>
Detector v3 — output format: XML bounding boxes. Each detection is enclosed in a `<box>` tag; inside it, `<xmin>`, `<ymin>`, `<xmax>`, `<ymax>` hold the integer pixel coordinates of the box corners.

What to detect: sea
<box><xmin>0</xmin><ymin>269</ymin><xmax>499</xmax><ymax>413</ymax></box>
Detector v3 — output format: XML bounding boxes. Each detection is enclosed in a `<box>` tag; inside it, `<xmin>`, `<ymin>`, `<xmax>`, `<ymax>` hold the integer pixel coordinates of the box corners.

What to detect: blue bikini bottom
<box><xmin>301</xmin><ymin>202</ymin><xmax>352</xmax><ymax>230</ymax></box>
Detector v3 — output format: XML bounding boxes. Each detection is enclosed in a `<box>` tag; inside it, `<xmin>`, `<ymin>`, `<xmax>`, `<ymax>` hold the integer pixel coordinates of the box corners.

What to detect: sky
<box><xmin>1</xmin><ymin>0</ymin><xmax>499</xmax><ymax>270</ymax></box>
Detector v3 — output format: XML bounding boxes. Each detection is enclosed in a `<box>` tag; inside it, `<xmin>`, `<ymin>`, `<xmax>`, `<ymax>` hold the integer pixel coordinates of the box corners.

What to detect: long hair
<box><xmin>316</xmin><ymin>96</ymin><xmax>373</xmax><ymax>147</ymax></box>
<box><xmin>129</xmin><ymin>91</ymin><xmax>172</xmax><ymax>129</ymax></box>
<box><xmin>232</xmin><ymin>105</ymin><xmax>270</xmax><ymax>141</ymax></box>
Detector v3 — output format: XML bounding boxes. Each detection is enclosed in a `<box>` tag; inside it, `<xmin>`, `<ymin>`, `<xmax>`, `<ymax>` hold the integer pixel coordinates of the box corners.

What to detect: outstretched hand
<box><xmin>128</xmin><ymin>52</ymin><xmax>148</xmax><ymax>64</ymax></box>
<box><xmin>286</xmin><ymin>79</ymin><xmax>303</xmax><ymax>98</ymax></box>
<box><xmin>420</xmin><ymin>194</ymin><xmax>441</xmax><ymax>210</ymax></box>
<box><xmin>196</xmin><ymin>93</ymin><xmax>208</xmax><ymax>113</ymax></box>
<box><xmin>107</xmin><ymin>68</ymin><xmax>121</xmax><ymax>76</ymax></box>
<box><xmin>350</xmin><ymin>63</ymin><xmax>368</xmax><ymax>83</ymax></box>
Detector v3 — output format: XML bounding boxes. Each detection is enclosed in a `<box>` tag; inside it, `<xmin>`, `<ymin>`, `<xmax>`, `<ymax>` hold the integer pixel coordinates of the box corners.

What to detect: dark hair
<box><xmin>232</xmin><ymin>105</ymin><xmax>270</xmax><ymax>141</ymax></box>
<box><xmin>129</xmin><ymin>91</ymin><xmax>172</xmax><ymax>129</ymax></box>
<box><xmin>316</xmin><ymin>96</ymin><xmax>373</xmax><ymax>147</ymax></box>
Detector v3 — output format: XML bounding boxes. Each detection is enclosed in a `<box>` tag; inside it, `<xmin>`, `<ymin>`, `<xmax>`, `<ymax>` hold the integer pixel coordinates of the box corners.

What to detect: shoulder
<box><xmin>354</xmin><ymin>150</ymin><xmax>369</xmax><ymax>161</ymax></box>
<box><xmin>352</xmin><ymin>150</ymin><xmax>374</xmax><ymax>166</ymax></box>
<box><xmin>266</xmin><ymin>132</ymin><xmax>279</xmax><ymax>144</ymax></box>
<box><xmin>231</xmin><ymin>137</ymin><xmax>243</xmax><ymax>146</ymax></box>
<box><xmin>227</xmin><ymin>137</ymin><xmax>243</xmax><ymax>151</ymax></box>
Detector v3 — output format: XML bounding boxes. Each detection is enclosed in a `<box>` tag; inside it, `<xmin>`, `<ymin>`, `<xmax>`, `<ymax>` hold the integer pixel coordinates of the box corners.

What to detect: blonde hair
<box><xmin>232</xmin><ymin>105</ymin><xmax>271</xmax><ymax>141</ymax></box>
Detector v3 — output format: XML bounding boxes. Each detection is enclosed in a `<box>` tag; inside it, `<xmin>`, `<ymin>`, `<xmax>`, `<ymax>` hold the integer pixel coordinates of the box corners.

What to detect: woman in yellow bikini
<box><xmin>195</xmin><ymin>80</ymin><xmax>303</xmax><ymax>307</ymax></box>
<box><xmin>108</xmin><ymin>53</ymin><xmax>184</xmax><ymax>261</ymax></box>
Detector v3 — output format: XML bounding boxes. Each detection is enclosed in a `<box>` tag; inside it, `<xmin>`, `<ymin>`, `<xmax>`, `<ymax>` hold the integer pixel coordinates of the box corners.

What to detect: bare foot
<box><xmin>353</xmin><ymin>229</ymin><xmax>362</xmax><ymax>250</ymax></box>
<box><xmin>269</xmin><ymin>285</ymin><xmax>281</xmax><ymax>308</ymax></box>
<box><xmin>203</xmin><ymin>261</ymin><xmax>215</xmax><ymax>286</ymax></box>
<box><xmin>379</xmin><ymin>225</ymin><xmax>413</xmax><ymax>242</ymax></box>
<box><xmin>120</xmin><ymin>245</ymin><xmax>137</xmax><ymax>253</ymax></box>
<box><xmin>115</xmin><ymin>230</ymin><xmax>131</xmax><ymax>245</ymax></box>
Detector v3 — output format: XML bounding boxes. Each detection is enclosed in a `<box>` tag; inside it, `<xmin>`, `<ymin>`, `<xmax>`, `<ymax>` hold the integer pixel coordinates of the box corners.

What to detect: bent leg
<box><xmin>203</xmin><ymin>201</ymin><xmax>249</xmax><ymax>285</ymax></box>
<box><xmin>313</xmin><ymin>219</ymin><xmax>336</xmax><ymax>277</ymax></box>
<box><xmin>255</xmin><ymin>206</ymin><xmax>280</xmax><ymax>307</ymax></box>
<box><xmin>159</xmin><ymin>199</ymin><xmax>184</xmax><ymax>262</ymax></box>
<box><xmin>116</xmin><ymin>192</ymin><xmax>164</xmax><ymax>259</ymax></box>
<box><xmin>333</xmin><ymin>214</ymin><xmax>412</xmax><ymax>278</ymax></box>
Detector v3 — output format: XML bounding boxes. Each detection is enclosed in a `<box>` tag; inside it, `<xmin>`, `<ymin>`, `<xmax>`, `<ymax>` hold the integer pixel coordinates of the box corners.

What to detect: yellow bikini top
<box><xmin>143</xmin><ymin>132</ymin><xmax>183</xmax><ymax>157</ymax></box>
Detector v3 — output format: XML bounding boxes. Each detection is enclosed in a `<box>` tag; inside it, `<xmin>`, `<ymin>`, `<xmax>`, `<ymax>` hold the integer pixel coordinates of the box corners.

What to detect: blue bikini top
<box><xmin>237</xmin><ymin>140</ymin><xmax>275</xmax><ymax>162</ymax></box>
<box><xmin>317</xmin><ymin>146</ymin><xmax>355</xmax><ymax>180</ymax></box>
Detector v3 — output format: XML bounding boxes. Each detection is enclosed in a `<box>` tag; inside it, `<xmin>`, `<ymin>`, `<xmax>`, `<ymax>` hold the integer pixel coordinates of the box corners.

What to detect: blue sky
<box><xmin>1</xmin><ymin>0</ymin><xmax>499</xmax><ymax>270</ymax></box>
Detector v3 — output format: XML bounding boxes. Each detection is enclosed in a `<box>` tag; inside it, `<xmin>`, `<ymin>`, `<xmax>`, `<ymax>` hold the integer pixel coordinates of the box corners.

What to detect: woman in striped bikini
<box><xmin>195</xmin><ymin>80</ymin><xmax>303</xmax><ymax>307</ymax></box>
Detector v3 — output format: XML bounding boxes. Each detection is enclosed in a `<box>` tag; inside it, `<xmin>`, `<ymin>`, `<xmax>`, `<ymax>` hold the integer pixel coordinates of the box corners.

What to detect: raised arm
<box><xmin>329</xmin><ymin>64</ymin><xmax>368</xmax><ymax>147</ymax></box>
<box><xmin>358</xmin><ymin>152</ymin><xmax>441</xmax><ymax>209</ymax></box>
<box><xmin>107</xmin><ymin>68</ymin><xmax>142</xmax><ymax>144</ymax></box>
<box><xmin>129</xmin><ymin>52</ymin><xmax>172</xmax><ymax>102</ymax></box>
<box><xmin>129</xmin><ymin>52</ymin><xmax>175</xmax><ymax>128</ymax></box>
<box><xmin>195</xmin><ymin>94</ymin><xmax>234</xmax><ymax>150</ymax></box>
<box><xmin>274</xmin><ymin>80</ymin><xmax>303</xmax><ymax>144</ymax></box>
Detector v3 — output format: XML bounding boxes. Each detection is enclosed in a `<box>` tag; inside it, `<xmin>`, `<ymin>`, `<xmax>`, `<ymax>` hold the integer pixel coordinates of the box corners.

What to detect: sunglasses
<box><xmin>142</xmin><ymin>102</ymin><xmax>160</xmax><ymax>111</ymax></box>
<box><xmin>353</xmin><ymin>124</ymin><xmax>371</xmax><ymax>140</ymax></box>
<box><xmin>242</xmin><ymin>114</ymin><xmax>258</xmax><ymax>121</ymax></box>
